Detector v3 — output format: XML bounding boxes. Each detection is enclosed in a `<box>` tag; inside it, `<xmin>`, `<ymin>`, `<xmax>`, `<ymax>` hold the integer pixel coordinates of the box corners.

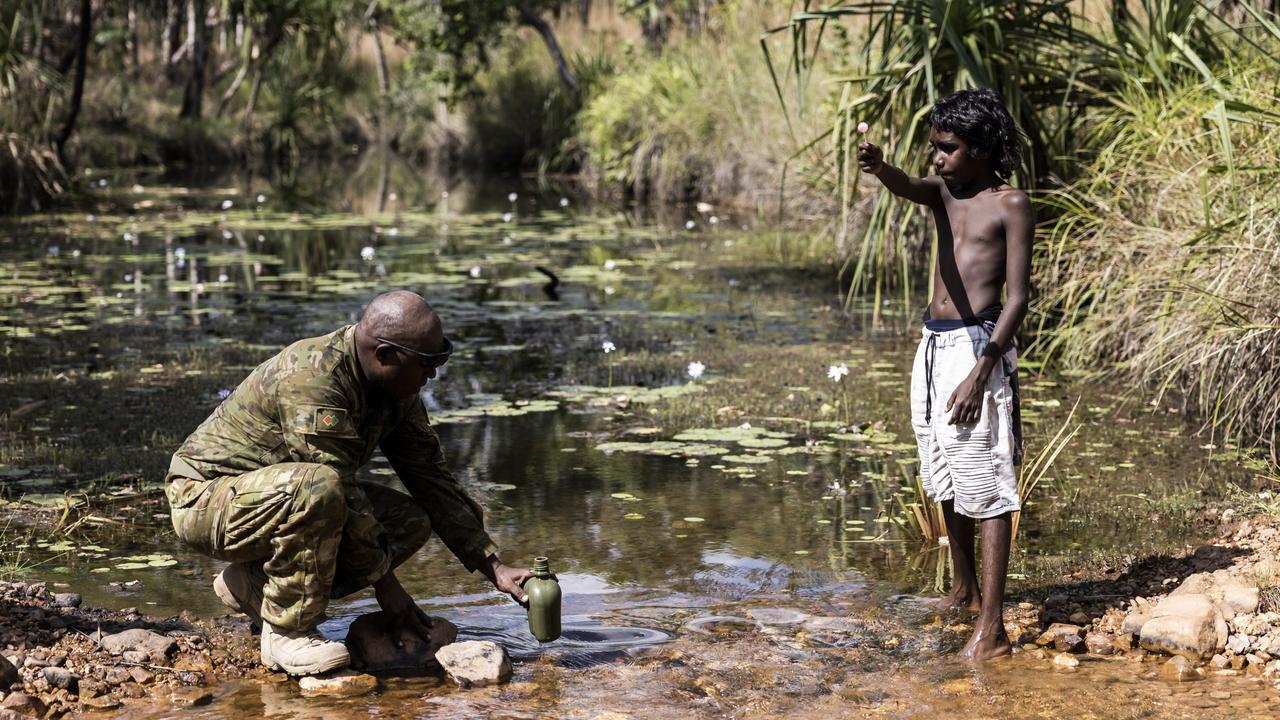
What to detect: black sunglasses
<box><xmin>375</xmin><ymin>335</ymin><xmax>454</xmax><ymax>368</ymax></box>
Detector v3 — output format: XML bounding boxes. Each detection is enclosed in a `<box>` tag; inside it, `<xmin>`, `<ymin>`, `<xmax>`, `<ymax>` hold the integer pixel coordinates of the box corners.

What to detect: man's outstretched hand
<box><xmin>373</xmin><ymin>571</ymin><xmax>435</xmax><ymax>641</ymax></box>
<box><xmin>481</xmin><ymin>554</ymin><xmax>534</xmax><ymax>608</ymax></box>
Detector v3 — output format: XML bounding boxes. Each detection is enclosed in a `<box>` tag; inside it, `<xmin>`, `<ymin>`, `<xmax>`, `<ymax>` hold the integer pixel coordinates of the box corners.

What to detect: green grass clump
<box><xmin>1033</xmin><ymin>64</ymin><xmax>1280</xmax><ymax>451</ymax></box>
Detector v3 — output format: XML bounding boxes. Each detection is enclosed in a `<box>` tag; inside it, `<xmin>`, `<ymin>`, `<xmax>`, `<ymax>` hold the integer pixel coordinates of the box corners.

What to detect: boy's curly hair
<box><xmin>926</xmin><ymin>88</ymin><xmax>1024</xmax><ymax>178</ymax></box>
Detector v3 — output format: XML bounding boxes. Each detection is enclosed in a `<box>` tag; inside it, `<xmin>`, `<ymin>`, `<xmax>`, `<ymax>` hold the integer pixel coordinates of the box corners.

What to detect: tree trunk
<box><xmin>241</xmin><ymin>66</ymin><xmax>263</xmax><ymax>131</ymax></box>
<box><xmin>180</xmin><ymin>0</ymin><xmax>207</xmax><ymax>119</ymax></box>
<box><xmin>578</xmin><ymin>0</ymin><xmax>590</xmax><ymax>29</ymax></box>
<box><xmin>127</xmin><ymin>0</ymin><xmax>139</xmax><ymax>71</ymax></box>
<box><xmin>164</xmin><ymin>0</ymin><xmax>183</xmax><ymax>81</ymax></box>
<box><xmin>365</xmin><ymin>0</ymin><xmax>391</xmax><ymax>141</ymax></box>
<box><xmin>53</xmin><ymin>0</ymin><xmax>91</xmax><ymax>157</ymax></box>
<box><xmin>518</xmin><ymin>2</ymin><xmax>580</xmax><ymax>103</ymax></box>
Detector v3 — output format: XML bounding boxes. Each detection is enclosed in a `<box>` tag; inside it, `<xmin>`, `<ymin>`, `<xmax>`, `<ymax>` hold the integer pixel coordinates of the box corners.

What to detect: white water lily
<box><xmin>687</xmin><ymin>361</ymin><xmax>706</xmax><ymax>379</ymax></box>
<box><xmin>604</xmin><ymin>286</ymin><xmax>616</xmax><ymax>295</ymax></box>
<box><xmin>122</xmin><ymin>232</ymin><xmax>135</xmax><ymax>242</ymax></box>
<box><xmin>132</xmin><ymin>184</ymin><xmax>144</xmax><ymax>193</ymax></box>
<box><xmin>218</xmin><ymin>273</ymin><xmax>229</xmax><ymax>283</ymax></box>
<box><xmin>696</xmin><ymin>201</ymin><xmax>713</xmax><ymax>214</ymax></box>
<box><xmin>828</xmin><ymin>480</ymin><xmax>842</xmax><ymax>493</ymax></box>
<box><xmin>388</xmin><ymin>192</ymin><xmax>397</xmax><ymax>201</ymax></box>
<box><xmin>222</xmin><ymin>229</ymin><xmax>233</xmax><ymax>240</ymax></box>
<box><xmin>601</xmin><ymin>340</ymin><xmax>616</xmax><ymax>354</ymax></box>
<box><xmin>827</xmin><ymin>364</ymin><xmax>849</xmax><ymax>382</ymax></box>
<box><xmin>387</xmin><ymin>227</ymin><xmax>399</xmax><ymax>236</ymax></box>
<box><xmin>441</xmin><ymin>190</ymin><xmax>450</xmax><ymax>198</ymax></box>
<box><xmin>508</xmin><ymin>192</ymin><xmax>518</xmax><ymax>203</ymax></box>
<box><xmin>502</xmin><ymin>212</ymin><xmax>513</xmax><ymax>223</ymax></box>
<box><xmin>684</xmin><ymin>220</ymin><xmax>696</xmax><ymax>230</ymax></box>
<box><xmin>709</xmin><ymin>216</ymin><xmax>719</xmax><ymax>225</ymax></box>
<box><xmin>174</xmin><ymin>247</ymin><xmax>186</xmax><ymax>259</ymax></box>
<box><xmin>256</xmin><ymin>193</ymin><xmax>267</xmax><ymax>203</ymax></box>
<box><xmin>559</xmin><ymin>197</ymin><xmax>570</xmax><ymax>207</ymax></box>
<box><xmin>221</xmin><ymin>199</ymin><xmax>233</xmax><ymax>210</ymax></box>
<box><xmin>360</xmin><ymin>246</ymin><xmax>376</xmax><ymax>261</ymax></box>
<box><xmin>604</xmin><ymin>259</ymin><xmax>617</xmax><ymax>270</ymax></box>
<box><xmin>469</xmin><ymin>266</ymin><xmax>482</xmax><ymax>278</ymax></box>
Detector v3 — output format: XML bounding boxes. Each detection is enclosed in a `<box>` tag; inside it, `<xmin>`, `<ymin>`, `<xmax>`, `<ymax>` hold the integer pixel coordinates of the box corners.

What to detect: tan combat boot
<box><xmin>260</xmin><ymin>622</ymin><xmax>350</xmax><ymax>675</ymax></box>
<box><xmin>213</xmin><ymin>562</ymin><xmax>267</xmax><ymax>628</ymax></box>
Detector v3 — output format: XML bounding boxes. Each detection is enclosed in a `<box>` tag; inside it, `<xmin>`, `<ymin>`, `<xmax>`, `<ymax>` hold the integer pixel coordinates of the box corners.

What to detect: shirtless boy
<box><xmin>857</xmin><ymin>88</ymin><xmax>1033</xmax><ymax>660</ymax></box>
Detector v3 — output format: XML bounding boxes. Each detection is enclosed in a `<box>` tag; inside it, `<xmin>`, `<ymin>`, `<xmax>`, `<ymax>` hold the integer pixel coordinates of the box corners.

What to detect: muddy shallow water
<box><xmin>0</xmin><ymin>170</ymin><xmax>1271</xmax><ymax>717</ymax></box>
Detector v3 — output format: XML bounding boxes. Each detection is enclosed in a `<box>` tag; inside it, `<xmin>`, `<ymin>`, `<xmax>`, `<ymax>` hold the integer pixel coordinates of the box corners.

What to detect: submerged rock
<box><xmin>436</xmin><ymin>641</ymin><xmax>512</xmax><ymax>688</ymax></box>
<box><xmin>1161</xmin><ymin>655</ymin><xmax>1204</xmax><ymax>682</ymax></box>
<box><xmin>52</xmin><ymin>593</ymin><xmax>81</xmax><ymax>609</ymax></box>
<box><xmin>1052</xmin><ymin>653</ymin><xmax>1079</xmax><ymax>671</ymax></box>
<box><xmin>297</xmin><ymin>669</ymin><xmax>379</xmax><ymax>698</ymax></box>
<box><xmin>346</xmin><ymin>611</ymin><xmax>457</xmax><ymax>675</ymax></box>
<box><xmin>1139</xmin><ymin>594</ymin><xmax>1228</xmax><ymax>659</ymax></box>
<box><xmin>169</xmin><ymin>687</ymin><xmax>214</xmax><ymax>706</ymax></box>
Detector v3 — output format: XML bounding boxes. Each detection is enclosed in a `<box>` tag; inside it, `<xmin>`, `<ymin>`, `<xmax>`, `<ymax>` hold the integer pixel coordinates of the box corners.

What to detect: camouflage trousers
<box><xmin>166</xmin><ymin>461</ymin><xmax>431</xmax><ymax>631</ymax></box>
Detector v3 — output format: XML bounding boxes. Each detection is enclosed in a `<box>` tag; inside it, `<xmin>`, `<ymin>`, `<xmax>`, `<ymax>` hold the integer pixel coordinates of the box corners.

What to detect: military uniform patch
<box><xmin>311</xmin><ymin>406</ymin><xmax>353</xmax><ymax>435</ymax></box>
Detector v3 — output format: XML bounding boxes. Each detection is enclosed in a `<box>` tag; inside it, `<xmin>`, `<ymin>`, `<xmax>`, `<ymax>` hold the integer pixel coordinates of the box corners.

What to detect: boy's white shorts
<box><xmin>910</xmin><ymin>325</ymin><xmax>1020</xmax><ymax>519</ymax></box>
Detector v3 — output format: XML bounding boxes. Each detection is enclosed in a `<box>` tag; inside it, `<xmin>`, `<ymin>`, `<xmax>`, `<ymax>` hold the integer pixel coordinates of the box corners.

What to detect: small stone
<box><xmin>1209</xmin><ymin>654</ymin><xmax>1230</xmax><ymax>669</ymax></box>
<box><xmin>1121</xmin><ymin>607</ymin><xmax>1153</xmax><ymax>635</ymax></box>
<box><xmin>121</xmin><ymin>650</ymin><xmax>149</xmax><ymax>664</ymax></box>
<box><xmin>1085</xmin><ymin>632</ymin><xmax>1113</xmax><ymax>655</ymax></box>
<box><xmin>1052</xmin><ymin>653</ymin><xmax>1079</xmax><ymax>671</ymax></box>
<box><xmin>103</xmin><ymin>667</ymin><xmax>130</xmax><ymax>685</ymax></box>
<box><xmin>297</xmin><ymin>670</ymin><xmax>379</xmax><ymax>698</ymax></box>
<box><xmin>435</xmin><ymin>641</ymin><xmax>513</xmax><ymax>688</ymax></box>
<box><xmin>1069</xmin><ymin>611</ymin><xmax>1090</xmax><ymax>626</ymax></box>
<box><xmin>1209</xmin><ymin>690</ymin><xmax>1231</xmax><ymax>700</ymax></box>
<box><xmin>1227</xmin><ymin>634</ymin><xmax>1251</xmax><ymax>654</ymax></box>
<box><xmin>0</xmin><ymin>692</ymin><xmax>46</xmax><ymax>717</ymax></box>
<box><xmin>52</xmin><ymin>593</ymin><xmax>80</xmax><ymax>609</ymax></box>
<box><xmin>42</xmin><ymin>666</ymin><xmax>76</xmax><ymax>691</ymax></box>
<box><xmin>127</xmin><ymin>667</ymin><xmax>153</xmax><ymax>684</ymax></box>
<box><xmin>169</xmin><ymin>687</ymin><xmax>213</xmax><ymax>706</ymax></box>
<box><xmin>81</xmin><ymin>694</ymin><xmax>120</xmax><ymax>710</ymax></box>
<box><xmin>1036</xmin><ymin>624</ymin><xmax>1083</xmax><ymax>652</ymax></box>
<box><xmin>1161</xmin><ymin>655</ymin><xmax>1204</xmax><ymax>682</ymax></box>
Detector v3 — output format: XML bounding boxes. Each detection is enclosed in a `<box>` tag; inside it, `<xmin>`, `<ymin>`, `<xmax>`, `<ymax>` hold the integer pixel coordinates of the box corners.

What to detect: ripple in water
<box><xmin>462</xmin><ymin>623</ymin><xmax>672</xmax><ymax>667</ymax></box>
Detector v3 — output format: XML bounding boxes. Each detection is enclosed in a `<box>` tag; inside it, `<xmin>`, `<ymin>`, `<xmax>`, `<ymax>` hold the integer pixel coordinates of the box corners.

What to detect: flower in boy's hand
<box><xmin>857</xmin><ymin>121</ymin><xmax>869</xmax><ymax>134</ymax></box>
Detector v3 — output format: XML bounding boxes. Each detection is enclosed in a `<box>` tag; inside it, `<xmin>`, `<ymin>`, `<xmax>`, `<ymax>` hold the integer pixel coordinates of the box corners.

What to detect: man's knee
<box><xmin>291</xmin><ymin>464</ymin><xmax>347</xmax><ymax>522</ymax></box>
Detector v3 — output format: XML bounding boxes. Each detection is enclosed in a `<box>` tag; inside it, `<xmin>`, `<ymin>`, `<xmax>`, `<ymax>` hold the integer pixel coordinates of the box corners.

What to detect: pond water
<box><xmin>0</xmin><ymin>167</ymin><xmax>1273</xmax><ymax>718</ymax></box>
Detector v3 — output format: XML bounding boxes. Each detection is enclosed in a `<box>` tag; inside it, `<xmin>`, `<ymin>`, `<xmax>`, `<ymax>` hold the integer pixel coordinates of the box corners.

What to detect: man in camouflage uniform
<box><xmin>165</xmin><ymin>291</ymin><xmax>532</xmax><ymax>676</ymax></box>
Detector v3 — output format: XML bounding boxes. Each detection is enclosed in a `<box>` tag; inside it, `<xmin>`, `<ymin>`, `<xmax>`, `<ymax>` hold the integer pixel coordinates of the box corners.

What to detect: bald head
<box><xmin>357</xmin><ymin>290</ymin><xmax>439</xmax><ymax>344</ymax></box>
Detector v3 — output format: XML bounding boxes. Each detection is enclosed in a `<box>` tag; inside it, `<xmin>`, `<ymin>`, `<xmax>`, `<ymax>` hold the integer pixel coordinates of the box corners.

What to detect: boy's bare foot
<box><xmin>958</xmin><ymin>623</ymin><xmax>1012</xmax><ymax>661</ymax></box>
<box><xmin>925</xmin><ymin>590</ymin><xmax>982</xmax><ymax>613</ymax></box>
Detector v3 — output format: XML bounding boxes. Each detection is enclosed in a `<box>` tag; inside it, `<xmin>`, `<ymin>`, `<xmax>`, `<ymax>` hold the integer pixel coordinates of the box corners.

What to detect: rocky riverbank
<box><xmin>1005</xmin><ymin>514</ymin><xmax>1280</xmax><ymax>688</ymax></box>
<box><xmin>0</xmin><ymin>580</ymin><xmax>270</xmax><ymax>717</ymax></box>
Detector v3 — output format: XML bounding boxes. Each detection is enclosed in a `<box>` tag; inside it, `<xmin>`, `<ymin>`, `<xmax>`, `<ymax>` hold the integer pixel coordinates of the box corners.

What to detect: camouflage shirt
<box><xmin>170</xmin><ymin>325</ymin><xmax>498</xmax><ymax>574</ymax></box>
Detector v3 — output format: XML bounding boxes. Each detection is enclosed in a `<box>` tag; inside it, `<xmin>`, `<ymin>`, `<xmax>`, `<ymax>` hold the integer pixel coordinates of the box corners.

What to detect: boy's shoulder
<box><xmin>990</xmin><ymin>183</ymin><xmax>1032</xmax><ymax>217</ymax></box>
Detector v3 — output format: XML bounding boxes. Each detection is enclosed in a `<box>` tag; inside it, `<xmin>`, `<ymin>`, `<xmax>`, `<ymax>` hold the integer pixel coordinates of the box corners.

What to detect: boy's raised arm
<box><xmin>857</xmin><ymin>141</ymin><xmax>941</xmax><ymax>206</ymax></box>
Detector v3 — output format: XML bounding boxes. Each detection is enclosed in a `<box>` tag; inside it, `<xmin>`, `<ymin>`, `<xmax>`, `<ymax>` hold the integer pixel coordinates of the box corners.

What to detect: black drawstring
<box><xmin>924</xmin><ymin>332</ymin><xmax>938</xmax><ymax>423</ymax></box>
